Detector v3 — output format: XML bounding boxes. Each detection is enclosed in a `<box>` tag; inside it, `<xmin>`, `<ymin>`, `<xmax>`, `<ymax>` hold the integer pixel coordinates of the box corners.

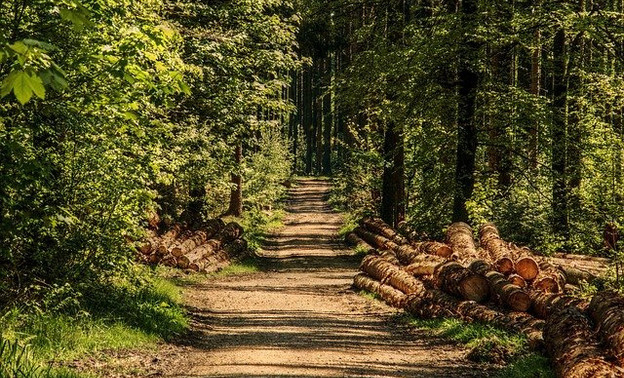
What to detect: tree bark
<box><xmin>552</xmin><ymin>27</ymin><xmax>569</xmax><ymax>240</ymax></box>
<box><xmin>226</xmin><ymin>144</ymin><xmax>243</xmax><ymax>217</ymax></box>
<box><xmin>452</xmin><ymin>0</ymin><xmax>479</xmax><ymax>223</ymax></box>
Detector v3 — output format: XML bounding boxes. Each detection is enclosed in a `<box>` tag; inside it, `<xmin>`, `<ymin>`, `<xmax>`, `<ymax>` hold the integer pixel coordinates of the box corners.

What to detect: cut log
<box><xmin>434</xmin><ymin>261</ymin><xmax>489</xmax><ymax>302</ymax></box>
<box><xmin>360</xmin><ymin>255</ymin><xmax>396</xmax><ymax>283</ymax></box>
<box><xmin>588</xmin><ymin>291</ymin><xmax>624</xmax><ymax>366</ymax></box>
<box><xmin>171</xmin><ymin>231</ymin><xmax>208</xmax><ymax>257</ymax></box>
<box><xmin>533</xmin><ymin>260</ymin><xmax>566</xmax><ymax>293</ymax></box>
<box><xmin>445</xmin><ymin>222</ymin><xmax>481</xmax><ymax>261</ymax></box>
<box><xmin>219</xmin><ymin>222</ymin><xmax>244</xmax><ymax>243</ymax></box>
<box><xmin>551</xmin><ymin>252</ymin><xmax>611</xmax><ymax>264</ymax></box>
<box><xmin>508</xmin><ymin>274</ymin><xmax>527</xmax><ymax>288</ymax></box>
<box><xmin>478</xmin><ymin>223</ymin><xmax>516</xmax><ymax>275</ymax></box>
<box><xmin>545</xmin><ymin>306</ymin><xmax>624</xmax><ymax>378</ymax></box>
<box><xmin>155</xmin><ymin>225</ymin><xmax>182</xmax><ymax>255</ymax></box>
<box><xmin>161</xmin><ymin>254</ymin><xmax>177</xmax><ymax>267</ymax></box>
<box><xmin>380</xmin><ymin>250</ymin><xmax>400</xmax><ymax>266</ymax></box>
<box><xmin>345</xmin><ymin>232</ymin><xmax>375</xmax><ymax>252</ymax></box>
<box><xmin>557</xmin><ymin>264</ymin><xmax>598</xmax><ymax>286</ymax></box>
<box><xmin>403</xmin><ymin>284</ymin><xmax>543</xmax><ymax>348</ymax></box>
<box><xmin>361</xmin><ymin>217</ymin><xmax>409</xmax><ymax>245</ymax></box>
<box><xmin>417</xmin><ymin>242</ymin><xmax>453</xmax><ymax>258</ymax></box>
<box><xmin>529</xmin><ymin>291</ymin><xmax>588</xmax><ymax>320</ymax></box>
<box><xmin>468</xmin><ymin>260</ymin><xmax>530</xmax><ymax>311</ymax></box>
<box><xmin>353</xmin><ymin>273</ymin><xmax>406</xmax><ymax>308</ymax></box>
<box><xmin>402</xmin><ymin>254</ymin><xmax>447</xmax><ymax>276</ymax></box>
<box><xmin>354</xmin><ymin>227</ymin><xmax>398</xmax><ymax>251</ymax></box>
<box><xmin>508</xmin><ymin>245</ymin><xmax>540</xmax><ymax>281</ymax></box>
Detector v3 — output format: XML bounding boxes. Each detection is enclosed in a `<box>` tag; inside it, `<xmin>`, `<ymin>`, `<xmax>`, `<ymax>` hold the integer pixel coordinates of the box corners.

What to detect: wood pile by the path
<box><xmin>346</xmin><ymin>217</ymin><xmax>624</xmax><ymax>378</ymax></box>
<box><xmin>136</xmin><ymin>218</ymin><xmax>249</xmax><ymax>274</ymax></box>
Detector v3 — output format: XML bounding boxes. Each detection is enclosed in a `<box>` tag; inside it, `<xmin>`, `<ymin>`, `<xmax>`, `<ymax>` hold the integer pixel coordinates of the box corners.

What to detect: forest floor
<box><xmin>88</xmin><ymin>178</ymin><xmax>498</xmax><ymax>377</ymax></box>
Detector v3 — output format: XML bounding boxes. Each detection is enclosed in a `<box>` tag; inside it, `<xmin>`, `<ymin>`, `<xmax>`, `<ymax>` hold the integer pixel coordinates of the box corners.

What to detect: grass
<box><xmin>338</xmin><ymin>212</ymin><xmax>359</xmax><ymax>238</ymax></box>
<box><xmin>357</xmin><ymin>291</ymin><xmax>553</xmax><ymax>377</ymax></box>
<box><xmin>399</xmin><ymin>314</ymin><xmax>553</xmax><ymax>377</ymax></box>
<box><xmin>0</xmin><ymin>268</ymin><xmax>188</xmax><ymax>377</ymax></box>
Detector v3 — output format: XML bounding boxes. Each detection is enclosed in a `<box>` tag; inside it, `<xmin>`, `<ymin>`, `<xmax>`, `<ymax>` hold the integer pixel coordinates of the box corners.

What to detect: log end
<box><xmin>516</xmin><ymin>257</ymin><xmax>540</xmax><ymax>281</ymax></box>
<box><xmin>534</xmin><ymin>277</ymin><xmax>560</xmax><ymax>293</ymax></box>
<box><xmin>436</xmin><ymin>245</ymin><xmax>454</xmax><ymax>258</ymax></box>
<box><xmin>508</xmin><ymin>274</ymin><xmax>527</xmax><ymax>288</ymax></box>
<box><xmin>460</xmin><ymin>275</ymin><xmax>490</xmax><ymax>303</ymax></box>
<box><xmin>494</xmin><ymin>257</ymin><xmax>515</xmax><ymax>275</ymax></box>
<box><xmin>509</xmin><ymin>291</ymin><xmax>531</xmax><ymax>312</ymax></box>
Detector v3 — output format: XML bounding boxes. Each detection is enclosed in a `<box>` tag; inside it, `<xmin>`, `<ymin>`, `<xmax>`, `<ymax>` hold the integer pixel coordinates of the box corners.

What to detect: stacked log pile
<box><xmin>136</xmin><ymin>219</ymin><xmax>249</xmax><ymax>273</ymax></box>
<box><xmin>349</xmin><ymin>217</ymin><xmax>623</xmax><ymax>377</ymax></box>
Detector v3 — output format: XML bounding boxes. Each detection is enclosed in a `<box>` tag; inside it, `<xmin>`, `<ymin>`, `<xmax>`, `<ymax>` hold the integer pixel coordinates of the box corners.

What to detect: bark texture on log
<box><xmin>589</xmin><ymin>291</ymin><xmax>624</xmax><ymax>366</ymax></box>
<box><xmin>361</xmin><ymin>217</ymin><xmax>409</xmax><ymax>245</ymax></box>
<box><xmin>529</xmin><ymin>291</ymin><xmax>588</xmax><ymax>320</ymax></box>
<box><xmin>353</xmin><ymin>273</ymin><xmax>405</xmax><ymax>307</ymax></box>
<box><xmin>446</xmin><ymin>222</ymin><xmax>480</xmax><ymax>260</ymax></box>
<box><xmin>402</xmin><ymin>254</ymin><xmax>447</xmax><ymax>276</ymax></box>
<box><xmin>156</xmin><ymin>225</ymin><xmax>182</xmax><ymax>255</ymax></box>
<box><xmin>468</xmin><ymin>260</ymin><xmax>530</xmax><ymax>311</ymax></box>
<box><xmin>545</xmin><ymin>307</ymin><xmax>624</xmax><ymax>378</ymax></box>
<box><xmin>355</xmin><ymin>227</ymin><xmax>398</xmax><ymax>250</ymax></box>
<box><xmin>171</xmin><ymin>231</ymin><xmax>208</xmax><ymax>257</ymax></box>
<box><xmin>478</xmin><ymin>223</ymin><xmax>515</xmax><ymax>274</ymax></box>
<box><xmin>434</xmin><ymin>261</ymin><xmax>489</xmax><ymax>302</ymax></box>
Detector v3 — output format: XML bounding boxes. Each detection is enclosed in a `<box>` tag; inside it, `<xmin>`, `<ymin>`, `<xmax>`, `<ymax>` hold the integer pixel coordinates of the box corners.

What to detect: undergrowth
<box><xmin>0</xmin><ymin>267</ymin><xmax>187</xmax><ymax>377</ymax></box>
<box><xmin>358</xmin><ymin>290</ymin><xmax>553</xmax><ymax>378</ymax></box>
<box><xmin>398</xmin><ymin>314</ymin><xmax>553</xmax><ymax>377</ymax></box>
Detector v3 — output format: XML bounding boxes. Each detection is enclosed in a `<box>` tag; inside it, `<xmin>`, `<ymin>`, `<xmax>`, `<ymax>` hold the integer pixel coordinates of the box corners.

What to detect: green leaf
<box><xmin>10</xmin><ymin>71</ymin><xmax>46</xmax><ymax>104</ymax></box>
<box><xmin>12</xmin><ymin>71</ymin><xmax>34</xmax><ymax>104</ymax></box>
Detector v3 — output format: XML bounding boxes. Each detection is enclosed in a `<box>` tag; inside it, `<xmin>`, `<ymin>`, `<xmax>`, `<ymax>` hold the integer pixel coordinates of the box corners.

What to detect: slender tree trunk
<box><xmin>304</xmin><ymin>67</ymin><xmax>313</xmax><ymax>174</ymax></box>
<box><xmin>322</xmin><ymin>59</ymin><xmax>332</xmax><ymax>175</ymax></box>
<box><xmin>381</xmin><ymin>121</ymin><xmax>405</xmax><ymax>227</ymax></box>
<box><xmin>226</xmin><ymin>143</ymin><xmax>243</xmax><ymax>217</ymax></box>
<box><xmin>529</xmin><ymin>5</ymin><xmax>542</xmax><ymax>169</ymax></box>
<box><xmin>452</xmin><ymin>0</ymin><xmax>479</xmax><ymax>222</ymax></box>
<box><xmin>552</xmin><ymin>28</ymin><xmax>569</xmax><ymax>239</ymax></box>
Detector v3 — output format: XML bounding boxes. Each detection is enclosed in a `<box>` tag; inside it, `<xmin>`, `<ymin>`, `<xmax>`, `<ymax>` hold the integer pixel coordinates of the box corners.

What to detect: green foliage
<box><xmin>401</xmin><ymin>315</ymin><xmax>552</xmax><ymax>375</ymax></box>
<box><xmin>0</xmin><ymin>268</ymin><xmax>186</xmax><ymax>376</ymax></box>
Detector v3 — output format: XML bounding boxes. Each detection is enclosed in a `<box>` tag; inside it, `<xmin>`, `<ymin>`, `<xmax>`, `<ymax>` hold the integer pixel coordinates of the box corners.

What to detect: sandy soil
<box><xmin>167</xmin><ymin>179</ymin><xmax>493</xmax><ymax>377</ymax></box>
<box><xmin>85</xmin><ymin>179</ymin><xmax>495</xmax><ymax>377</ymax></box>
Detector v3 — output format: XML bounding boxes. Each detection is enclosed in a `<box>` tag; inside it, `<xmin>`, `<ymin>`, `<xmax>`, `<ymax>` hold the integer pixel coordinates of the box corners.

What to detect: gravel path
<box><xmin>166</xmin><ymin>178</ymin><xmax>492</xmax><ymax>377</ymax></box>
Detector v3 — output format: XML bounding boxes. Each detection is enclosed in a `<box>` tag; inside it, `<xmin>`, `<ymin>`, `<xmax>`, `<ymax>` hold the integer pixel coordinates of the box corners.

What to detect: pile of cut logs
<box><xmin>136</xmin><ymin>219</ymin><xmax>249</xmax><ymax>273</ymax></box>
<box><xmin>347</xmin><ymin>218</ymin><xmax>624</xmax><ymax>378</ymax></box>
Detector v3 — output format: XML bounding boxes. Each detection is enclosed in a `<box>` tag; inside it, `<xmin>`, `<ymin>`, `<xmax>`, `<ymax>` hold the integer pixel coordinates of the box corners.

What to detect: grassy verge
<box><xmin>358</xmin><ymin>291</ymin><xmax>553</xmax><ymax>378</ymax></box>
<box><xmin>1</xmin><ymin>269</ymin><xmax>188</xmax><ymax>378</ymax></box>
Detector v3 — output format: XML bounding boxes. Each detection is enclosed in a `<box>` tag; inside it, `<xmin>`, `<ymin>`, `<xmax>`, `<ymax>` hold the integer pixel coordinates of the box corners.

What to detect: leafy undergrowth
<box><xmin>1</xmin><ymin>269</ymin><xmax>188</xmax><ymax>377</ymax></box>
<box><xmin>399</xmin><ymin>314</ymin><xmax>553</xmax><ymax>377</ymax></box>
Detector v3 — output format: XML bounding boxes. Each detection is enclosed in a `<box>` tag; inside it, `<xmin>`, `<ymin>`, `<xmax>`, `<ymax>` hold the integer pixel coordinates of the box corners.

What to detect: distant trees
<box><xmin>296</xmin><ymin>0</ymin><xmax>624</xmax><ymax>254</ymax></box>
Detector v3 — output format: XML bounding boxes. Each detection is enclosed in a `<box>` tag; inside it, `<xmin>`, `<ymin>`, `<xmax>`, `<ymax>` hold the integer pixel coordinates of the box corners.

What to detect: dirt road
<box><xmin>165</xmin><ymin>178</ymin><xmax>491</xmax><ymax>377</ymax></box>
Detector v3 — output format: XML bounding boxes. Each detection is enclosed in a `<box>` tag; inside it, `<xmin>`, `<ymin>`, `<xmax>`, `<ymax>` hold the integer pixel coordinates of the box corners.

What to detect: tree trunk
<box><xmin>552</xmin><ymin>27</ymin><xmax>569</xmax><ymax>240</ymax></box>
<box><xmin>322</xmin><ymin>56</ymin><xmax>332</xmax><ymax>175</ymax></box>
<box><xmin>452</xmin><ymin>0</ymin><xmax>479</xmax><ymax>223</ymax></box>
<box><xmin>381</xmin><ymin>121</ymin><xmax>405</xmax><ymax>227</ymax></box>
<box><xmin>226</xmin><ymin>144</ymin><xmax>243</xmax><ymax>217</ymax></box>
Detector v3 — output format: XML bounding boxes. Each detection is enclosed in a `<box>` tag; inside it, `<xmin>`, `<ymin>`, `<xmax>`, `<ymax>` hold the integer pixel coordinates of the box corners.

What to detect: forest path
<box><xmin>168</xmin><ymin>179</ymin><xmax>492</xmax><ymax>377</ymax></box>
